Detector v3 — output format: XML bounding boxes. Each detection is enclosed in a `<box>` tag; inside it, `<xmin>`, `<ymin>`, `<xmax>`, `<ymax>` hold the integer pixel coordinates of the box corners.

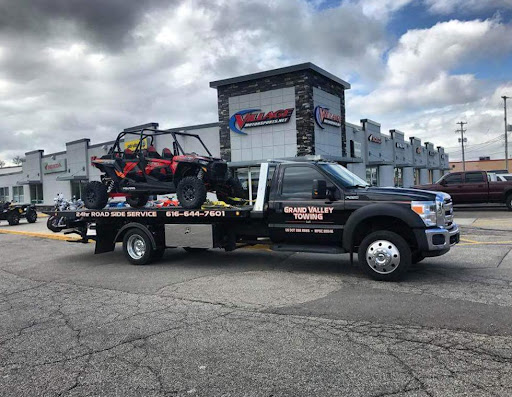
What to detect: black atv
<box><xmin>0</xmin><ymin>202</ymin><xmax>38</xmax><ymax>226</ymax></box>
<box><xmin>84</xmin><ymin>128</ymin><xmax>246</xmax><ymax>210</ymax></box>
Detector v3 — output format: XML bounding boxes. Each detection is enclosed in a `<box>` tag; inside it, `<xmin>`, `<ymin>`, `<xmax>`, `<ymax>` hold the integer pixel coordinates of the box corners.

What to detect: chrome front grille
<box><xmin>443</xmin><ymin>198</ymin><xmax>453</xmax><ymax>227</ymax></box>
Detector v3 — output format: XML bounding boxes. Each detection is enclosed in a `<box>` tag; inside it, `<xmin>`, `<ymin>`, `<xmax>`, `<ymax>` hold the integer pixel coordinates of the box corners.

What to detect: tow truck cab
<box><xmin>48</xmin><ymin>161</ymin><xmax>460</xmax><ymax>281</ymax></box>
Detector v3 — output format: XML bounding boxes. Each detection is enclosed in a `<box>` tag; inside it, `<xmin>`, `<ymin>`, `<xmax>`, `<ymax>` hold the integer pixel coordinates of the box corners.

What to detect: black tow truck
<box><xmin>47</xmin><ymin>161</ymin><xmax>459</xmax><ymax>281</ymax></box>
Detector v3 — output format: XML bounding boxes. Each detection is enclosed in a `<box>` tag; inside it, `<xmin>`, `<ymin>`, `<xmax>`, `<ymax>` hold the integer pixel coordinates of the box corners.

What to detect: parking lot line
<box><xmin>459</xmin><ymin>237</ymin><xmax>512</xmax><ymax>246</ymax></box>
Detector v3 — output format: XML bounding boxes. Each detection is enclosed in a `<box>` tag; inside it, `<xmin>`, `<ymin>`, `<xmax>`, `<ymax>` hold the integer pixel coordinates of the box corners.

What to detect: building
<box><xmin>0</xmin><ymin>63</ymin><xmax>450</xmax><ymax>205</ymax></box>
<box><xmin>450</xmin><ymin>158</ymin><xmax>511</xmax><ymax>173</ymax></box>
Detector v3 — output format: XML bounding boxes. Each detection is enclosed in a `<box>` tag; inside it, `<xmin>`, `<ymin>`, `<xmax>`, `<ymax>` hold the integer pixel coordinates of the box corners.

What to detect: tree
<box><xmin>0</xmin><ymin>160</ymin><xmax>5</xmax><ymax>168</ymax></box>
<box><xmin>12</xmin><ymin>155</ymin><xmax>24</xmax><ymax>165</ymax></box>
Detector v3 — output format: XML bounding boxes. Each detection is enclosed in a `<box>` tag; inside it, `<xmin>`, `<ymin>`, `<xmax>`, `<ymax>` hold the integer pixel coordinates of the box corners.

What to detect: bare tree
<box><xmin>12</xmin><ymin>155</ymin><xmax>24</xmax><ymax>165</ymax></box>
<box><xmin>0</xmin><ymin>160</ymin><xmax>5</xmax><ymax>168</ymax></box>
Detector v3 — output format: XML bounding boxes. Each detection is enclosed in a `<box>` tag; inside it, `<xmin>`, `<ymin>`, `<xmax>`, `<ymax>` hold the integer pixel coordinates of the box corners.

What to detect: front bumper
<box><xmin>424</xmin><ymin>223</ymin><xmax>460</xmax><ymax>251</ymax></box>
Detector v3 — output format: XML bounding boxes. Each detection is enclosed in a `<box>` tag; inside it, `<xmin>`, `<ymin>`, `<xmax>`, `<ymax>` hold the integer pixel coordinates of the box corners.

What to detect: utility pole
<box><xmin>503</xmin><ymin>96</ymin><xmax>510</xmax><ymax>172</ymax></box>
<box><xmin>456</xmin><ymin>121</ymin><xmax>467</xmax><ymax>171</ymax></box>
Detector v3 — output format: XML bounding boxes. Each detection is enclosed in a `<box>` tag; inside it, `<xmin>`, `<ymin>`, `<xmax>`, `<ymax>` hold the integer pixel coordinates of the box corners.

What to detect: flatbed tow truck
<box><xmin>47</xmin><ymin>161</ymin><xmax>460</xmax><ymax>281</ymax></box>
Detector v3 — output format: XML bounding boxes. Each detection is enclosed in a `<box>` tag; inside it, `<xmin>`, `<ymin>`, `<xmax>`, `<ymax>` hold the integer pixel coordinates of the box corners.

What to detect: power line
<box><xmin>455</xmin><ymin>121</ymin><xmax>467</xmax><ymax>171</ymax></box>
<box><xmin>503</xmin><ymin>96</ymin><xmax>510</xmax><ymax>172</ymax></box>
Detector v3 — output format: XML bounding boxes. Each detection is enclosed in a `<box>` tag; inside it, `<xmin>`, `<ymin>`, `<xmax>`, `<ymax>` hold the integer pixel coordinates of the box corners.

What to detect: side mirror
<box><xmin>312</xmin><ymin>179</ymin><xmax>327</xmax><ymax>199</ymax></box>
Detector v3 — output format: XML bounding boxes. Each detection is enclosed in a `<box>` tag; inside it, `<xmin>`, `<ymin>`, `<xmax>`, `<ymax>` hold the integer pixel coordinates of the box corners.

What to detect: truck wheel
<box><xmin>126</xmin><ymin>194</ymin><xmax>149</xmax><ymax>208</ymax></box>
<box><xmin>176</xmin><ymin>176</ymin><xmax>207</xmax><ymax>209</ymax></box>
<box><xmin>7</xmin><ymin>211</ymin><xmax>20</xmax><ymax>226</ymax></box>
<box><xmin>183</xmin><ymin>247</ymin><xmax>208</xmax><ymax>253</ymax></box>
<box><xmin>123</xmin><ymin>229</ymin><xmax>153</xmax><ymax>265</ymax></box>
<box><xmin>216</xmin><ymin>177</ymin><xmax>248</xmax><ymax>205</ymax></box>
<box><xmin>26</xmin><ymin>209</ymin><xmax>37</xmax><ymax>223</ymax></box>
<box><xmin>84</xmin><ymin>181</ymin><xmax>109</xmax><ymax>210</ymax></box>
<box><xmin>506</xmin><ymin>194</ymin><xmax>512</xmax><ymax>211</ymax></box>
<box><xmin>358</xmin><ymin>231</ymin><xmax>411</xmax><ymax>281</ymax></box>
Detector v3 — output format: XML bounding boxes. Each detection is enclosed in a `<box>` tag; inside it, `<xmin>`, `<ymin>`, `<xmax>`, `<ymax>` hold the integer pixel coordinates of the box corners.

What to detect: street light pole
<box><xmin>503</xmin><ymin>96</ymin><xmax>510</xmax><ymax>172</ymax></box>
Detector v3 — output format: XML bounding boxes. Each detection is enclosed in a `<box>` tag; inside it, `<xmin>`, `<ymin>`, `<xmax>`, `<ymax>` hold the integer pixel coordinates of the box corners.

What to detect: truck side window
<box><xmin>444</xmin><ymin>174</ymin><xmax>462</xmax><ymax>185</ymax></box>
<box><xmin>464</xmin><ymin>172</ymin><xmax>484</xmax><ymax>183</ymax></box>
<box><xmin>281</xmin><ymin>166</ymin><xmax>325</xmax><ymax>198</ymax></box>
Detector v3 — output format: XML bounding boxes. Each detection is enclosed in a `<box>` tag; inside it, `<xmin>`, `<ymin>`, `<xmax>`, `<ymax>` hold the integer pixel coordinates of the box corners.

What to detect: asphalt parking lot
<box><xmin>1</xmin><ymin>209</ymin><xmax>512</xmax><ymax>396</ymax></box>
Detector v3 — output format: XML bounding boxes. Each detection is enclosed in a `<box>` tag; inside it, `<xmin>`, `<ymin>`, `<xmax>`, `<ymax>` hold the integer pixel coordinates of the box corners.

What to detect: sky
<box><xmin>0</xmin><ymin>0</ymin><xmax>512</xmax><ymax>164</ymax></box>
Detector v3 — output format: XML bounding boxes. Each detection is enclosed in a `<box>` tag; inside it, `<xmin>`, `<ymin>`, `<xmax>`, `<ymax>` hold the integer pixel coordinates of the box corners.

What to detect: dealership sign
<box><xmin>395</xmin><ymin>142</ymin><xmax>406</xmax><ymax>149</ymax></box>
<box><xmin>43</xmin><ymin>159</ymin><xmax>67</xmax><ymax>174</ymax></box>
<box><xmin>314</xmin><ymin>106</ymin><xmax>342</xmax><ymax>129</ymax></box>
<box><xmin>368</xmin><ymin>134</ymin><xmax>382</xmax><ymax>144</ymax></box>
<box><xmin>416</xmin><ymin>147</ymin><xmax>422</xmax><ymax>154</ymax></box>
<box><xmin>229</xmin><ymin>108</ymin><xmax>294</xmax><ymax>135</ymax></box>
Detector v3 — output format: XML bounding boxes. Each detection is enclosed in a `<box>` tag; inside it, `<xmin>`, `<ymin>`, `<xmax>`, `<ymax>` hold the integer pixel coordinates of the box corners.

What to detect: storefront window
<box><xmin>366</xmin><ymin>167</ymin><xmax>379</xmax><ymax>186</ymax></box>
<box><xmin>30</xmin><ymin>184</ymin><xmax>43</xmax><ymax>204</ymax></box>
<box><xmin>0</xmin><ymin>187</ymin><xmax>9</xmax><ymax>202</ymax></box>
<box><xmin>394</xmin><ymin>167</ymin><xmax>403</xmax><ymax>187</ymax></box>
<box><xmin>414</xmin><ymin>169</ymin><xmax>420</xmax><ymax>185</ymax></box>
<box><xmin>71</xmin><ymin>181</ymin><xmax>87</xmax><ymax>200</ymax></box>
<box><xmin>12</xmin><ymin>186</ymin><xmax>24</xmax><ymax>203</ymax></box>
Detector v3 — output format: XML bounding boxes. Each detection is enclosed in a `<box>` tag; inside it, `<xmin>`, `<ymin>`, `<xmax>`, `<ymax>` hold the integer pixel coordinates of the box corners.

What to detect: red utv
<box><xmin>84</xmin><ymin>128</ymin><xmax>246</xmax><ymax>209</ymax></box>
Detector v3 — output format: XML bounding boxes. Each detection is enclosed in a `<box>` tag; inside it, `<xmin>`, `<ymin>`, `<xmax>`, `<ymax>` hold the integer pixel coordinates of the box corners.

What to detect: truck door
<box><xmin>439</xmin><ymin>173</ymin><xmax>464</xmax><ymax>203</ymax></box>
<box><xmin>461</xmin><ymin>172</ymin><xmax>488</xmax><ymax>203</ymax></box>
<box><xmin>267</xmin><ymin>164</ymin><xmax>345</xmax><ymax>245</ymax></box>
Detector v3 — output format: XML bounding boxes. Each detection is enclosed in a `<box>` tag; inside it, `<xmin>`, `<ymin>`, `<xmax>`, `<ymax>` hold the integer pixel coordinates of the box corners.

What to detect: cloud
<box><xmin>425</xmin><ymin>0</ymin><xmax>512</xmax><ymax>15</ymax></box>
<box><xmin>0</xmin><ymin>0</ymin><xmax>389</xmax><ymax>163</ymax></box>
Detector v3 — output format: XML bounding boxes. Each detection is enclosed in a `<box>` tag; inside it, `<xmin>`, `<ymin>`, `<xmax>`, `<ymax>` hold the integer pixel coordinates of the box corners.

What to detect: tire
<box><xmin>122</xmin><ymin>229</ymin><xmax>153</xmax><ymax>265</ymax></box>
<box><xmin>7</xmin><ymin>211</ymin><xmax>20</xmax><ymax>226</ymax></box>
<box><xmin>412</xmin><ymin>252</ymin><xmax>426</xmax><ymax>264</ymax></box>
<box><xmin>84</xmin><ymin>181</ymin><xmax>109</xmax><ymax>210</ymax></box>
<box><xmin>176</xmin><ymin>176</ymin><xmax>207</xmax><ymax>209</ymax></box>
<box><xmin>152</xmin><ymin>248</ymin><xmax>166</xmax><ymax>261</ymax></box>
<box><xmin>216</xmin><ymin>177</ymin><xmax>248</xmax><ymax>205</ymax></box>
<box><xmin>47</xmin><ymin>216</ymin><xmax>62</xmax><ymax>233</ymax></box>
<box><xmin>506</xmin><ymin>193</ymin><xmax>512</xmax><ymax>211</ymax></box>
<box><xmin>183</xmin><ymin>247</ymin><xmax>208</xmax><ymax>253</ymax></box>
<box><xmin>357</xmin><ymin>231</ymin><xmax>411</xmax><ymax>281</ymax></box>
<box><xmin>126</xmin><ymin>194</ymin><xmax>149</xmax><ymax>208</ymax></box>
<box><xmin>26</xmin><ymin>209</ymin><xmax>37</xmax><ymax>223</ymax></box>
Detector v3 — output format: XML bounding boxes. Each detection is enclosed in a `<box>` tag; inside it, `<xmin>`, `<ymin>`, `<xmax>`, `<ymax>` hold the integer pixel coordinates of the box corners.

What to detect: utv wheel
<box><xmin>123</xmin><ymin>229</ymin><xmax>153</xmax><ymax>265</ymax></box>
<box><xmin>358</xmin><ymin>231</ymin><xmax>411</xmax><ymax>281</ymax></box>
<box><xmin>26</xmin><ymin>209</ymin><xmax>37</xmax><ymax>223</ymax></box>
<box><xmin>7</xmin><ymin>211</ymin><xmax>20</xmax><ymax>226</ymax></box>
<box><xmin>126</xmin><ymin>194</ymin><xmax>149</xmax><ymax>208</ymax></box>
<box><xmin>506</xmin><ymin>194</ymin><xmax>512</xmax><ymax>211</ymax></box>
<box><xmin>84</xmin><ymin>181</ymin><xmax>109</xmax><ymax>210</ymax></box>
<box><xmin>216</xmin><ymin>177</ymin><xmax>248</xmax><ymax>205</ymax></box>
<box><xmin>176</xmin><ymin>176</ymin><xmax>207</xmax><ymax>209</ymax></box>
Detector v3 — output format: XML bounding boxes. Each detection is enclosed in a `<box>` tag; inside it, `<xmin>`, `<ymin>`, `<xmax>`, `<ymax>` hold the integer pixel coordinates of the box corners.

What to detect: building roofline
<box><xmin>42</xmin><ymin>151</ymin><xmax>66</xmax><ymax>159</ymax></box>
<box><xmin>88</xmin><ymin>140</ymin><xmax>116</xmax><ymax>149</ymax></box>
<box><xmin>360</xmin><ymin>118</ymin><xmax>381</xmax><ymax>127</ymax></box>
<box><xmin>209</xmin><ymin>62</ymin><xmax>351</xmax><ymax>89</ymax></box>
<box><xmin>123</xmin><ymin>122</ymin><xmax>159</xmax><ymax>132</ymax></box>
<box><xmin>26</xmin><ymin>149</ymin><xmax>43</xmax><ymax>155</ymax></box>
<box><xmin>66</xmin><ymin>138</ymin><xmax>90</xmax><ymax>146</ymax></box>
<box><xmin>165</xmin><ymin>122</ymin><xmax>220</xmax><ymax>132</ymax></box>
<box><xmin>345</xmin><ymin>121</ymin><xmax>361</xmax><ymax>129</ymax></box>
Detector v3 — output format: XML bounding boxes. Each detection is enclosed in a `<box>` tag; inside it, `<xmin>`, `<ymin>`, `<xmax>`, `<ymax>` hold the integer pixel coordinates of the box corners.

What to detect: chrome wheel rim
<box><xmin>366</xmin><ymin>240</ymin><xmax>400</xmax><ymax>274</ymax></box>
<box><xmin>127</xmin><ymin>235</ymin><xmax>146</xmax><ymax>260</ymax></box>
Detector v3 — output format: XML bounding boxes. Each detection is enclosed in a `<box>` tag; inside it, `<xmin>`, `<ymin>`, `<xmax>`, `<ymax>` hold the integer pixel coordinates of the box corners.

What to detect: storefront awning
<box><xmin>229</xmin><ymin>155</ymin><xmax>363</xmax><ymax>168</ymax></box>
<box><xmin>56</xmin><ymin>175</ymin><xmax>88</xmax><ymax>181</ymax></box>
<box><xmin>17</xmin><ymin>180</ymin><xmax>42</xmax><ymax>185</ymax></box>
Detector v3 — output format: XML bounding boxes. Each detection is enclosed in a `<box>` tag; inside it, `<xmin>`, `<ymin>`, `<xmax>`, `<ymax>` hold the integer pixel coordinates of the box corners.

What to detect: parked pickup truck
<box><xmin>415</xmin><ymin>171</ymin><xmax>512</xmax><ymax>210</ymax></box>
<box><xmin>46</xmin><ymin>161</ymin><xmax>459</xmax><ymax>281</ymax></box>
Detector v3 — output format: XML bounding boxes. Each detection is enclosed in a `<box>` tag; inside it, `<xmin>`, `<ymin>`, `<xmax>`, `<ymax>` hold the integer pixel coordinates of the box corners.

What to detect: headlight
<box><xmin>411</xmin><ymin>200</ymin><xmax>443</xmax><ymax>227</ymax></box>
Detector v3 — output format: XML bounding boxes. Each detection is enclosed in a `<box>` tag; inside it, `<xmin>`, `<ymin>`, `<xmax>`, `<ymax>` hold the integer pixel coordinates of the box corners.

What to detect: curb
<box><xmin>0</xmin><ymin>229</ymin><xmax>81</xmax><ymax>242</ymax></box>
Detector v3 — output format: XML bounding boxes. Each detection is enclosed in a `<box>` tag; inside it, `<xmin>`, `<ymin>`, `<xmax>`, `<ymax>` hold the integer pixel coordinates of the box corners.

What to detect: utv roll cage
<box><xmin>109</xmin><ymin>128</ymin><xmax>213</xmax><ymax>158</ymax></box>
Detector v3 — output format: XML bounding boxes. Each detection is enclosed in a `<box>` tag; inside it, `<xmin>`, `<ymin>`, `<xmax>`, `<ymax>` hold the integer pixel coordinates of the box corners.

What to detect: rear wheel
<box><xmin>26</xmin><ymin>208</ymin><xmax>37</xmax><ymax>223</ymax></box>
<box><xmin>7</xmin><ymin>211</ymin><xmax>20</xmax><ymax>226</ymax></box>
<box><xmin>126</xmin><ymin>194</ymin><xmax>149</xmax><ymax>208</ymax></box>
<box><xmin>84</xmin><ymin>181</ymin><xmax>109</xmax><ymax>210</ymax></box>
<box><xmin>358</xmin><ymin>231</ymin><xmax>411</xmax><ymax>281</ymax></box>
<box><xmin>123</xmin><ymin>229</ymin><xmax>153</xmax><ymax>265</ymax></box>
<box><xmin>506</xmin><ymin>193</ymin><xmax>512</xmax><ymax>210</ymax></box>
<box><xmin>176</xmin><ymin>176</ymin><xmax>207</xmax><ymax>209</ymax></box>
<box><xmin>216</xmin><ymin>177</ymin><xmax>248</xmax><ymax>205</ymax></box>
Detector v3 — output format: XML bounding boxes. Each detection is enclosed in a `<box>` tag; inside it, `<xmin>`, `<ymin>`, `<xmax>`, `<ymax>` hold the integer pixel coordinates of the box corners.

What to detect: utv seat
<box><xmin>124</xmin><ymin>149</ymin><xmax>136</xmax><ymax>160</ymax></box>
<box><xmin>147</xmin><ymin>146</ymin><xmax>161</xmax><ymax>159</ymax></box>
<box><xmin>162</xmin><ymin>148</ymin><xmax>173</xmax><ymax>159</ymax></box>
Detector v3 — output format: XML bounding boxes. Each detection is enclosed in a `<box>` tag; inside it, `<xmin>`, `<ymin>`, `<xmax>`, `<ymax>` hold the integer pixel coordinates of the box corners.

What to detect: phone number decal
<box><xmin>166</xmin><ymin>210</ymin><xmax>226</xmax><ymax>218</ymax></box>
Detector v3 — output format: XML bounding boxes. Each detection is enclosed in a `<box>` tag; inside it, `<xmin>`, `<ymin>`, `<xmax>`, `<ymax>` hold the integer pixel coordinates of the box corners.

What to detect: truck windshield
<box><xmin>319</xmin><ymin>163</ymin><xmax>369</xmax><ymax>188</ymax></box>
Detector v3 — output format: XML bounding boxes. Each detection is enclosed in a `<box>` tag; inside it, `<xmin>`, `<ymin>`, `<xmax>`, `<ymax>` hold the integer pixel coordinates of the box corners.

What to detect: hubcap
<box><xmin>183</xmin><ymin>185</ymin><xmax>195</xmax><ymax>201</ymax></box>
<box><xmin>127</xmin><ymin>234</ymin><xmax>146</xmax><ymax>260</ymax></box>
<box><xmin>366</xmin><ymin>240</ymin><xmax>400</xmax><ymax>274</ymax></box>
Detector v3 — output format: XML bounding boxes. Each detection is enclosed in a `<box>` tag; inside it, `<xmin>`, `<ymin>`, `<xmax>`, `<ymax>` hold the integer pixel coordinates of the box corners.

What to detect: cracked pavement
<box><xmin>2</xmin><ymin>211</ymin><xmax>512</xmax><ymax>396</ymax></box>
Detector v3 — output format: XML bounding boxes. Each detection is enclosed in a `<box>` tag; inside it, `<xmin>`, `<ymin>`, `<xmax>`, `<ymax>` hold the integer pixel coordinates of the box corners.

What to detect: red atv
<box><xmin>84</xmin><ymin>128</ymin><xmax>246</xmax><ymax>209</ymax></box>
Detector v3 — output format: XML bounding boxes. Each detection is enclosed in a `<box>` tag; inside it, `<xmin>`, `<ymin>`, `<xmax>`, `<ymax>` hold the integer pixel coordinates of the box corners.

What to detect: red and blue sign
<box><xmin>314</xmin><ymin>106</ymin><xmax>342</xmax><ymax>129</ymax></box>
<box><xmin>229</xmin><ymin>108</ymin><xmax>294</xmax><ymax>135</ymax></box>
